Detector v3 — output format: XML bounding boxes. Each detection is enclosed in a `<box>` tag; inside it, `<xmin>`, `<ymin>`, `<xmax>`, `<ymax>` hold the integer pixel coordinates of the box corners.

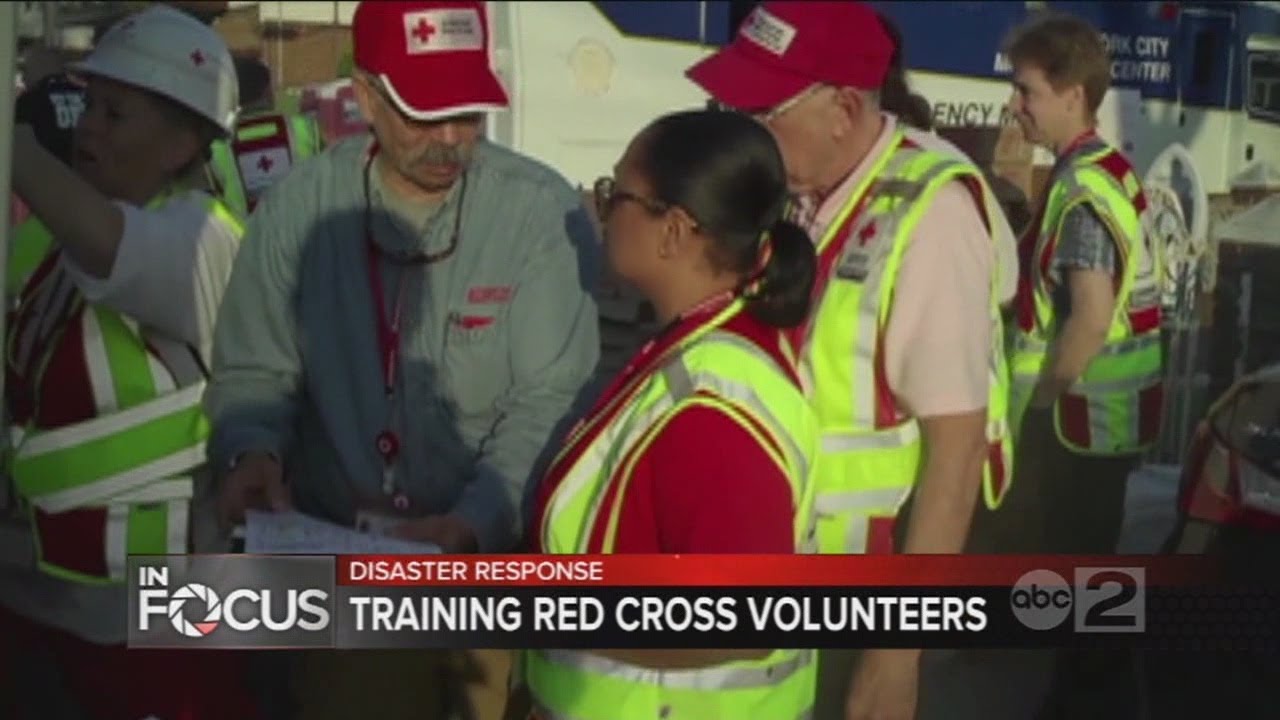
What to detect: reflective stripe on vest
<box><xmin>1009</xmin><ymin>141</ymin><xmax>1164</xmax><ymax>455</ymax></box>
<box><xmin>9</xmin><ymin>186</ymin><xmax>244</xmax><ymax>301</ymax></box>
<box><xmin>530</xmin><ymin>299</ymin><xmax>819</xmax><ymax>720</ymax></box>
<box><xmin>7</xmin><ymin>217</ymin><xmax>55</xmax><ymax>302</ymax></box>
<box><xmin>801</xmin><ymin>134</ymin><xmax>1015</xmax><ymax>555</ymax></box>
<box><xmin>6</xmin><ymin>191</ymin><xmax>240</xmax><ymax>584</ymax></box>
<box><xmin>538</xmin><ymin>306</ymin><xmax>818</xmax><ymax>555</ymax></box>
<box><xmin>209</xmin><ymin>139</ymin><xmax>248</xmax><ymax>220</ymax></box>
<box><xmin>289</xmin><ymin>113</ymin><xmax>324</xmax><ymax>157</ymax></box>
<box><xmin>11</xmin><ymin>381</ymin><xmax>208</xmax><ymax>511</ymax></box>
<box><xmin>527</xmin><ymin>649</ymin><xmax>816</xmax><ymax>720</ymax></box>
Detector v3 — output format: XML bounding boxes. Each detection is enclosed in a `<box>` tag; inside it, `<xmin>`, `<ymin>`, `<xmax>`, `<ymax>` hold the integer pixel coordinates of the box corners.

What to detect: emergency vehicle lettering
<box><xmin>930</xmin><ymin>101</ymin><xmax>1017</xmax><ymax>128</ymax></box>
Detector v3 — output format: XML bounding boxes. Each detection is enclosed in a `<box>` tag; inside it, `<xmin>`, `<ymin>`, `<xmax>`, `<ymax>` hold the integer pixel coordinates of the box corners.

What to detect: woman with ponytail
<box><xmin>521</xmin><ymin>109</ymin><xmax>820</xmax><ymax>720</ymax></box>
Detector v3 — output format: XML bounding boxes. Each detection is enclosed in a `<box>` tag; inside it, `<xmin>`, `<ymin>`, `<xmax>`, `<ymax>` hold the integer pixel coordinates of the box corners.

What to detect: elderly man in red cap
<box><xmin>688</xmin><ymin>3</ymin><xmax>1015</xmax><ymax>719</ymax></box>
<box><xmin>204</xmin><ymin>1</ymin><xmax>600</xmax><ymax>718</ymax></box>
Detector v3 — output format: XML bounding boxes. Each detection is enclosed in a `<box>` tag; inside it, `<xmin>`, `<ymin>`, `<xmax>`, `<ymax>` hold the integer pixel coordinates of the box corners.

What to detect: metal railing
<box><xmin>1147</xmin><ymin>182</ymin><xmax>1213</xmax><ymax>466</ymax></box>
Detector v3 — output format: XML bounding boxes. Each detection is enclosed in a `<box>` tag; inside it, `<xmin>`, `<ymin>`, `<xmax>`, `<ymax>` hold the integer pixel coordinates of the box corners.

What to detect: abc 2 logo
<box><xmin>1010</xmin><ymin>567</ymin><xmax>1145</xmax><ymax>633</ymax></box>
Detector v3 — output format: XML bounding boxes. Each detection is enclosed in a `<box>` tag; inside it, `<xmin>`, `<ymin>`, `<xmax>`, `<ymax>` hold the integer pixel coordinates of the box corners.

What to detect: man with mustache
<box><xmin>203</xmin><ymin>2</ymin><xmax>600</xmax><ymax>718</ymax></box>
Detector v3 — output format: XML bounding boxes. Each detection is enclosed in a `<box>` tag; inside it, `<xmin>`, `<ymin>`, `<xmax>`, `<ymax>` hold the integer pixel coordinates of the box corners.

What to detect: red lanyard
<box><xmin>367</xmin><ymin>237</ymin><xmax>408</xmax><ymax>506</ymax></box>
<box><xmin>360</xmin><ymin>143</ymin><xmax>465</xmax><ymax>509</ymax></box>
<box><xmin>367</xmin><ymin>240</ymin><xmax>409</xmax><ymax>398</ymax></box>
<box><xmin>1055</xmin><ymin>128</ymin><xmax>1099</xmax><ymax>168</ymax></box>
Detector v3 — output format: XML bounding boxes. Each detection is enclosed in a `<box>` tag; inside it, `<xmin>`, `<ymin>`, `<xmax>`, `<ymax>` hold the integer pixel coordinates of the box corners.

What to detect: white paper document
<box><xmin>243</xmin><ymin>510</ymin><xmax>441</xmax><ymax>555</ymax></box>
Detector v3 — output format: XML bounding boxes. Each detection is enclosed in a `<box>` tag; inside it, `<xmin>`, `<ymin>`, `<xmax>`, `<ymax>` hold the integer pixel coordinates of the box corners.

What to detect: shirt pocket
<box><xmin>446</xmin><ymin>312</ymin><xmax>500</xmax><ymax>343</ymax></box>
<box><xmin>443</xmin><ymin>310</ymin><xmax>510</xmax><ymax>415</ymax></box>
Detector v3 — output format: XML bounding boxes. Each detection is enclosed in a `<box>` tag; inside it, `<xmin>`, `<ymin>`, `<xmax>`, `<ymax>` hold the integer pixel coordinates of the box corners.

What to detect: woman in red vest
<box><xmin>534</xmin><ymin>108</ymin><xmax>818</xmax><ymax>555</ymax></box>
<box><xmin>520</xmin><ymin>109</ymin><xmax>821</xmax><ymax>719</ymax></box>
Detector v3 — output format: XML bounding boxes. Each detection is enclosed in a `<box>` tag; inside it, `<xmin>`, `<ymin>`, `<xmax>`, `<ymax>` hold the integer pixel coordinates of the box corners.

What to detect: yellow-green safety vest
<box><xmin>801</xmin><ymin>134</ymin><xmax>1014</xmax><ymax>555</ymax></box>
<box><xmin>210</xmin><ymin>110</ymin><xmax>324</xmax><ymax>219</ymax></box>
<box><xmin>7</xmin><ymin>216</ymin><xmax>55</xmax><ymax>304</ymax></box>
<box><xmin>528</xmin><ymin>299</ymin><xmax>820</xmax><ymax>720</ymax></box>
<box><xmin>6</xmin><ymin>191</ymin><xmax>244</xmax><ymax>584</ymax></box>
<box><xmin>1008</xmin><ymin>142</ymin><xmax>1164</xmax><ymax>455</ymax></box>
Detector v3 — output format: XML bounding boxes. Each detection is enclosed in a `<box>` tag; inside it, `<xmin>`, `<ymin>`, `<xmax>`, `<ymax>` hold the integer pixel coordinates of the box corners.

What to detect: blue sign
<box><xmin>587</xmin><ymin>0</ymin><xmax>1280</xmax><ymax>113</ymax></box>
<box><xmin>594</xmin><ymin>1</ymin><xmax>733</xmax><ymax>46</ymax></box>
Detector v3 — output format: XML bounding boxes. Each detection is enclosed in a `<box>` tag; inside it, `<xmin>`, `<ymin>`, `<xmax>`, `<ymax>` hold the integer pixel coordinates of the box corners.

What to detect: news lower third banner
<box><xmin>125</xmin><ymin>554</ymin><xmax>1277</xmax><ymax>651</ymax></box>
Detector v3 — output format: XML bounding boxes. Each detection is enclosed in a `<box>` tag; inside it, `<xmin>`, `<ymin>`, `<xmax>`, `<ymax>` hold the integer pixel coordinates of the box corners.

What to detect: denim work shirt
<box><xmin>204</xmin><ymin>135</ymin><xmax>601</xmax><ymax>552</ymax></box>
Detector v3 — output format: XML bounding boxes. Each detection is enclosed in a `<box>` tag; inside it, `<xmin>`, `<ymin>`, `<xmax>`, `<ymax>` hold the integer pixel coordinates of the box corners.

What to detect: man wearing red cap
<box><xmin>205</xmin><ymin>2</ymin><xmax>600</xmax><ymax>717</ymax></box>
<box><xmin>688</xmin><ymin>3</ymin><xmax>1014</xmax><ymax>719</ymax></box>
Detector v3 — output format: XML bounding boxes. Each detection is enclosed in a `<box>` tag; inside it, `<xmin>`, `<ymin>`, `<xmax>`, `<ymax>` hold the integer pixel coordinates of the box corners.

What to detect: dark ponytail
<box><xmin>745</xmin><ymin>219</ymin><xmax>816</xmax><ymax>328</ymax></box>
<box><xmin>636</xmin><ymin>109</ymin><xmax>817</xmax><ymax>330</ymax></box>
<box><xmin>876</xmin><ymin>10</ymin><xmax>935</xmax><ymax>132</ymax></box>
<box><xmin>881</xmin><ymin>68</ymin><xmax>934</xmax><ymax>131</ymax></box>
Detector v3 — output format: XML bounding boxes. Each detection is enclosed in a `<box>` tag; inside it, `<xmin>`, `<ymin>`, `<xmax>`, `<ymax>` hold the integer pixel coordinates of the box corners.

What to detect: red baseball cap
<box><xmin>353</xmin><ymin>0</ymin><xmax>508</xmax><ymax>121</ymax></box>
<box><xmin>687</xmin><ymin>1</ymin><xmax>894</xmax><ymax>112</ymax></box>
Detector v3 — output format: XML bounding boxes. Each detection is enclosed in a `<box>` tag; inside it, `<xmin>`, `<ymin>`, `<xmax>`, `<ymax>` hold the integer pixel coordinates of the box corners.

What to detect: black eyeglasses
<box><xmin>363</xmin><ymin>150</ymin><xmax>464</xmax><ymax>265</ymax></box>
<box><xmin>704</xmin><ymin>84</ymin><xmax>827</xmax><ymax>122</ymax></box>
<box><xmin>593</xmin><ymin>177</ymin><xmax>668</xmax><ymax>220</ymax></box>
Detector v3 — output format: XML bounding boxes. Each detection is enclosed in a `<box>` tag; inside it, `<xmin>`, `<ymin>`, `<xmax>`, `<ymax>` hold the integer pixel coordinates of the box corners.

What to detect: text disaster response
<box><xmin>344</xmin><ymin>559</ymin><xmax>990</xmax><ymax>634</ymax></box>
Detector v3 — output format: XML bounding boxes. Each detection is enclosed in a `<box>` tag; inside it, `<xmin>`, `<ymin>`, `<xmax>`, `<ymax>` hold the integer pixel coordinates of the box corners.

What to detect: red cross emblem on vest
<box><xmin>857</xmin><ymin>220</ymin><xmax>878</xmax><ymax>247</ymax></box>
<box><xmin>190</xmin><ymin>49</ymin><xmax>205</xmax><ymax>67</ymax></box>
<box><xmin>411</xmin><ymin>18</ymin><xmax>437</xmax><ymax>43</ymax></box>
<box><xmin>257</xmin><ymin>154</ymin><xmax>274</xmax><ymax>173</ymax></box>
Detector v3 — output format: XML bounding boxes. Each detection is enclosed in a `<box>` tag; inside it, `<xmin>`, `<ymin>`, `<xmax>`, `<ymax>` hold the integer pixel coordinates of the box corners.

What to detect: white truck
<box><xmin>483</xmin><ymin>1</ymin><xmax>1280</xmax><ymax>199</ymax></box>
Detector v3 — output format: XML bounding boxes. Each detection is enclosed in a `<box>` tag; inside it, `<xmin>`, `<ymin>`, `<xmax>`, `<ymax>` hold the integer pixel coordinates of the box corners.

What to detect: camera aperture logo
<box><xmin>165</xmin><ymin>582</ymin><xmax>222</xmax><ymax>637</ymax></box>
<box><xmin>129</xmin><ymin>556</ymin><xmax>336</xmax><ymax>648</ymax></box>
<box><xmin>1010</xmin><ymin>567</ymin><xmax>1147</xmax><ymax>634</ymax></box>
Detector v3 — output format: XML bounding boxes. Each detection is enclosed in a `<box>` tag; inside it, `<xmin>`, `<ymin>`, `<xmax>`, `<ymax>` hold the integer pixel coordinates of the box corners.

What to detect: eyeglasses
<box><xmin>361</xmin><ymin>73</ymin><xmax>403</xmax><ymax>114</ymax></box>
<box><xmin>363</xmin><ymin>149</ymin><xmax>464</xmax><ymax>265</ymax></box>
<box><xmin>593</xmin><ymin>176</ymin><xmax>668</xmax><ymax>220</ymax></box>
<box><xmin>752</xmin><ymin>84</ymin><xmax>826</xmax><ymax>123</ymax></box>
<box><xmin>707</xmin><ymin>84</ymin><xmax>827</xmax><ymax>123</ymax></box>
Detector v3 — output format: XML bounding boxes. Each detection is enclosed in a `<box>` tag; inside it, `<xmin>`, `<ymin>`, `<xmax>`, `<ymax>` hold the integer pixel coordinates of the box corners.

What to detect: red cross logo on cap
<box><xmin>257</xmin><ymin>155</ymin><xmax>274</xmax><ymax>173</ymax></box>
<box><xmin>411</xmin><ymin>17</ymin><xmax>437</xmax><ymax>43</ymax></box>
<box><xmin>190</xmin><ymin>49</ymin><xmax>205</xmax><ymax>67</ymax></box>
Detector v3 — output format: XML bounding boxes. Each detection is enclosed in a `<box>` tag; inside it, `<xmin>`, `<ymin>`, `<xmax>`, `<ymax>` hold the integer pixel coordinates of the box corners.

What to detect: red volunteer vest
<box><xmin>6</xmin><ymin>252</ymin><xmax>203</xmax><ymax>578</ymax></box>
<box><xmin>1014</xmin><ymin>134</ymin><xmax>1156</xmax><ymax>336</ymax></box>
<box><xmin>530</xmin><ymin>301</ymin><xmax>798</xmax><ymax>554</ymax></box>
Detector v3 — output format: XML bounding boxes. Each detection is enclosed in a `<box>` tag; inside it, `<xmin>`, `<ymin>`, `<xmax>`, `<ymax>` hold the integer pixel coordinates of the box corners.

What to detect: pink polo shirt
<box><xmin>803</xmin><ymin>114</ymin><xmax>995</xmax><ymax>418</ymax></box>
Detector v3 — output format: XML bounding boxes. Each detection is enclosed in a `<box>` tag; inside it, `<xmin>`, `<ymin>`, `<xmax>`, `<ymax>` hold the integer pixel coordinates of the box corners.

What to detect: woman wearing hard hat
<box><xmin>0</xmin><ymin>6</ymin><xmax>259</xmax><ymax>719</ymax></box>
<box><xmin>523</xmin><ymin>109</ymin><xmax>821</xmax><ymax>720</ymax></box>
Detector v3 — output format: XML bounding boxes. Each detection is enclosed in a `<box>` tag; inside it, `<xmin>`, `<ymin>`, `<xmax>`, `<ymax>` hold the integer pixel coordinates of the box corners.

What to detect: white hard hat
<box><xmin>72</xmin><ymin>5</ymin><xmax>239</xmax><ymax>135</ymax></box>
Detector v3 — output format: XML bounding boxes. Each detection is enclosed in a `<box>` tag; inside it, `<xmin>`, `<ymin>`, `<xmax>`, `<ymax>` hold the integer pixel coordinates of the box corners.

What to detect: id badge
<box><xmin>355</xmin><ymin>508</ymin><xmax>403</xmax><ymax>536</ymax></box>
